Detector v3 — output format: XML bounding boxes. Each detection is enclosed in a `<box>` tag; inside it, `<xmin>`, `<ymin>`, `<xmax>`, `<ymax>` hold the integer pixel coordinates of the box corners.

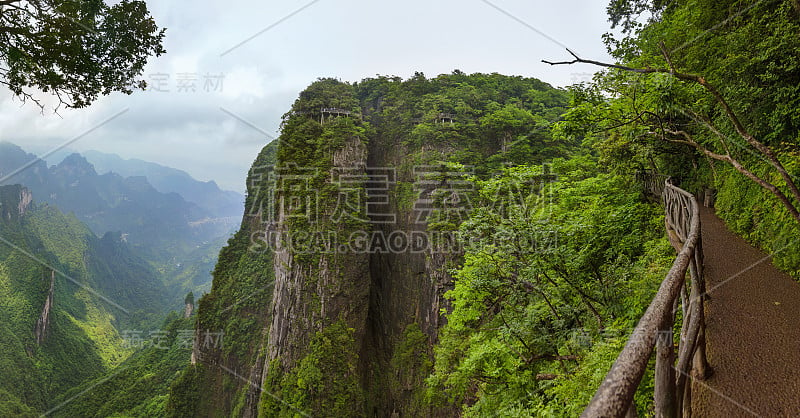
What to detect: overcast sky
<box><xmin>0</xmin><ymin>0</ymin><xmax>614</xmax><ymax>193</ymax></box>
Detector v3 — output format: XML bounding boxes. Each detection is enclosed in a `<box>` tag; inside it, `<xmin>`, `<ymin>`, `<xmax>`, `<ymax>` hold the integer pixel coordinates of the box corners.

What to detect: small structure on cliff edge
<box><xmin>320</xmin><ymin>107</ymin><xmax>354</xmax><ymax>123</ymax></box>
<box><xmin>436</xmin><ymin>112</ymin><xmax>456</xmax><ymax>124</ymax></box>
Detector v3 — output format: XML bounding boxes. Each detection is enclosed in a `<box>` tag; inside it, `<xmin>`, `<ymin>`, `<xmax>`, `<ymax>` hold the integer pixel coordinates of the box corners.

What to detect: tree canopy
<box><xmin>550</xmin><ymin>0</ymin><xmax>800</xmax><ymax>228</ymax></box>
<box><xmin>0</xmin><ymin>0</ymin><xmax>165</xmax><ymax>109</ymax></box>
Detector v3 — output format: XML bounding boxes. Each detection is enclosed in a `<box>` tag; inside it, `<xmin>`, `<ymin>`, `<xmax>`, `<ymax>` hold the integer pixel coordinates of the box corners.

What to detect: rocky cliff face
<box><xmin>174</xmin><ymin>73</ymin><xmax>569</xmax><ymax>417</ymax></box>
<box><xmin>18</xmin><ymin>187</ymin><xmax>32</xmax><ymax>216</ymax></box>
<box><xmin>34</xmin><ymin>270</ymin><xmax>55</xmax><ymax>345</ymax></box>
<box><xmin>266</xmin><ymin>136</ymin><xmax>371</xmax><ymax>367</ymax></box>
<box><xmin>0</xmin><ymin>184</ymin><xmax>32</xmax><ymax>220</ymax></box>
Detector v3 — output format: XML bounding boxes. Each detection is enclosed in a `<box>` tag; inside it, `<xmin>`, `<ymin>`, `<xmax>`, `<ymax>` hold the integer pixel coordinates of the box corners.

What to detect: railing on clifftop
<box><xmin>583</xmin><ymin>172</ymin><xmax>710</xmax><ymax>417</ymax></box>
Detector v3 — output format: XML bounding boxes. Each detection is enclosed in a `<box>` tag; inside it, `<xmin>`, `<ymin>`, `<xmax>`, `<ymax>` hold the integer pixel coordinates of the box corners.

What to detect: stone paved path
<box><xmin>691</xmin><ymin>206</ymin><xmax>800</xmax><ymax>417</ymax></box>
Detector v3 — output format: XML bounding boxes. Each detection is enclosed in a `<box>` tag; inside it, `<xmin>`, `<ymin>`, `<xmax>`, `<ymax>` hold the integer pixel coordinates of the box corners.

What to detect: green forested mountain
<box><xmin>0</xmin><ymin>184</ymin><xmax>169</xmax><ymax>416</ymax></box>
<box><xmin>6</xmin><ymin>1</ymin><xmax>799</xmax><ymax>416</ymax></box>
<box><xmin>161</xmin><ymin>72</ymin><xmax>674</xmax><ymax>417</ymax></box>
<box><xmin>0</xmin><ymin>142</ymin><xmax>237</xmax><ymax>299</ymax></box>
<box><xmin>164</xmin><ymin>0</ymin><xmax>800</xmax><ymax>413</ymax></box>
<box><xmin>48</xmin><ymin>312</ymin><xmax>195</xmax><ymax>418</ymax></box>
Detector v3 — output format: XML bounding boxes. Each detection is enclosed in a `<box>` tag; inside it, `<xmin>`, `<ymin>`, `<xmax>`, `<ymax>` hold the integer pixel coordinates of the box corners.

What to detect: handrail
<box><xmin>636</xmin><ymin>170</ymin><xmax>670</xmax><ymax>199</ymax></box>
<box><xmin>583</xmin><ymin>173</ymin><xmax>710</xmax><ymax>417</ymax></box>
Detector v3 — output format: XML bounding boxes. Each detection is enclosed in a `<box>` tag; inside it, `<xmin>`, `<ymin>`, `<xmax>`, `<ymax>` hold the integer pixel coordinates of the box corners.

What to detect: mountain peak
<box><xmin>0</xmin><ymin>141</ymin><xmax>26</xmax><ymax>154</ymax></box>
<box><xmin>55</xmin><ymin>153</ymin><xmax>97</xmax><ymax>177</ymax></box>
<box><xmin>82</xmin><ymin>150</ymin><xmax>244</xmax><ymax>218</ymax></box>
<box><xmin>0</xmin><ymin>142</ymin><xmax>41</xmax><ymax>184</ymax></box>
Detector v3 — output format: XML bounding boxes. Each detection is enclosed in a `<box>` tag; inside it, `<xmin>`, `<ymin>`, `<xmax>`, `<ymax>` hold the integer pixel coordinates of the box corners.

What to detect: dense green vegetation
<box><xmin>354</xmin><ymin>71</ymin><xmax>571</xmax><ymax>174</ymax></box>
<box><xmin>50</xmin><ymin>313</ymin><xmax>194</xmax><ymax>418</ymax></box>
<box><xmin>0</xmin><ymin>186</ymin><xmax>166</xmax><ymax>414</ymax></box>
<box><xmin>260</xmin><ymin>320</ymin><xmax>363</xmax><ymax>417</ymax></box>
<box><xmin>5</xmin><ymin>1</ymin><xmax>800</xmax><ymax>416</ymax></box>
<box><xmin>426</xmin><ymin>158</ymin><xmax>672</xmax><ymax>416</ymax></box>
<box><xmin>564</xmin><ymin>0</ymin><xmax>800</xmax><ymax>278</ymax></box>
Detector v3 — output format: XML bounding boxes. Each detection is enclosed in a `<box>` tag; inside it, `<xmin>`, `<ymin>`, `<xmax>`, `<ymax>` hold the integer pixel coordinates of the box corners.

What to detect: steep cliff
<box><xmin>170</xmin><ymin>73</ymin><xmax>570</xmax><ymax>417</ymax></box>
<box><xmin>34</xmin><ymin>271</ymin><xmax>55</xmax><ymax>345</ymax></box>
<box><xmin>168</xmin><ymin>143</ymin><xmax>280</xmax><ymax>417</ymax></box>
<box><xmin>0</xmin><ymin>184</ymin><xmax>32</xmax><ymax>220</ymax></box>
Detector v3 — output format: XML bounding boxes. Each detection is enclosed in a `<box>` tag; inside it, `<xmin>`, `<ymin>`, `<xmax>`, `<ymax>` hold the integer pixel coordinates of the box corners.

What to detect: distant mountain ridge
<box><xmin>0</xmin><ymin>143</ymin><xmax>208</xmax><ymax>250</ymax></box>
<box><xmin>0</xmin><ymin>145</ymin><xmax>237</xmax><ymax>415</ymax></box>
<box><xmin>82</xmin><ymin>150</ymin><xmax>243</xmax><ymax>219</ymax></box>
<box><xmin>0</xmin><ymin>142</ymin><xmax>238</xmax><ymax>298</ymax></box>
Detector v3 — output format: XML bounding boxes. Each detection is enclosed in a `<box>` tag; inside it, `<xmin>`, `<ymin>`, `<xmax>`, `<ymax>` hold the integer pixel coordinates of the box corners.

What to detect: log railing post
<box><xmin>655</xmin><ymin>319</ymin><xmax>677</xmax><ymax>417</ymax></box>
<box><xmin>584</xmin><ymin>175</ymin><xmax>706</xmax><ymax>417</ymax></box>
<box><xmin>689</xmin><ymin>254</ymin><xmax>711</xmax><ymax>381</ymax></box>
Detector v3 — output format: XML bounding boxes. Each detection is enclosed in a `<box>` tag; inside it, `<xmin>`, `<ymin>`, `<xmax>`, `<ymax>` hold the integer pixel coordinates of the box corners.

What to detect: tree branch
<box><xmin>654</xmin><ymin>129</ymin><xmax>800</xmax><ymax>223</ymax></box>
<box><xmin>545</xmin><ymin>47</ymin><xmax>800</xmax><ymax>224</ymax></box>
<box><xmin>542</xmin><ymin>48</ymin><xmax>658</xmax><ymax>74</ymax></box>
<box><xmin>0</xmin><ymin>79</ymin><xmax>45</xmax><ymax>111</ymax></box>
<box><xmin>0</xmin><ymin>26</ymin><xmax>32</xmax><ymax>36</ymax></box>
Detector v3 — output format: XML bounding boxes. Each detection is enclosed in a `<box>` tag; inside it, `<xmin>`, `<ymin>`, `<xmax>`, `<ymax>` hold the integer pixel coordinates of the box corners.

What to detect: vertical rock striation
<box><xmin>34</xmin><ymin>270</ymin><xmax>55</xmax><ymax>345</ymax></box>
<box><xmin>0</xmin><ymin>184</ymin><xmax>32</xmax><ymax>220</ymax></box>
<box><xmin>173</xmin><ymin>74</ymin><xmax>567</xmax><ymax>417</ymax></box>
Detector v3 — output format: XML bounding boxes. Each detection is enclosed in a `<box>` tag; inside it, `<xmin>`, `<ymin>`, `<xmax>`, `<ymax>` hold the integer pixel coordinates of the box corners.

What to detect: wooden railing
<box><xmin>583</xmin><ymin>173</ymin><xmax>710</xmax><ymax>417</ymax></box>
<box><xmin>636</xmin><ymin>171</ymin><xmax>670</xmax><ymax>201</ymax></box>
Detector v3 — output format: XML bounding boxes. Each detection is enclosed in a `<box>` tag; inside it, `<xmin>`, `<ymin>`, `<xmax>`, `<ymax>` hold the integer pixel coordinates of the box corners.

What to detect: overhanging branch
<box><xmin>542</xmin><ymin>48</ymin><xmax>658</xmax><ymax>74</ymax></box>
<box><xmin>545</xmin><ymin>47</ymin><xmax>800</xmax><ymax>224</ymax></box>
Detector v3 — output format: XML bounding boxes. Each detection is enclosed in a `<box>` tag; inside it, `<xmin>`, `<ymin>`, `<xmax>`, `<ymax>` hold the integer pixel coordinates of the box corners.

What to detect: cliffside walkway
<box><xmin>583</xmin><ymin>173</ymin><xmax>800</xmax><ymax>416</ymax></box>
<box><xmin>691</xmin><ymin>206</ymin><xmax>800</xmax><ymax>416</ymax></box>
